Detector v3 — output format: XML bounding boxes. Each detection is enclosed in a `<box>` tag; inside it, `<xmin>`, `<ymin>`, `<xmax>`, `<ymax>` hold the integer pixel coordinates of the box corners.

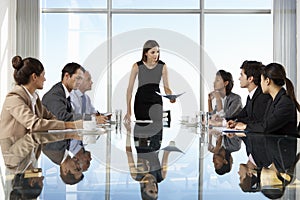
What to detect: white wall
<box><xmin>0</xmin><ymin>0</ymin><xmax>16</xmax><ymax>110</ymax></box>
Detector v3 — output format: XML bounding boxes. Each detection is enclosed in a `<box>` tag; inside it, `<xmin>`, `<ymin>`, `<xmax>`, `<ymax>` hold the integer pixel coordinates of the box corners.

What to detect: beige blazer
<box><xmin>0</xmin><ymin>85</ymin><xmax>67</xmax><ymax>169</ymax></box>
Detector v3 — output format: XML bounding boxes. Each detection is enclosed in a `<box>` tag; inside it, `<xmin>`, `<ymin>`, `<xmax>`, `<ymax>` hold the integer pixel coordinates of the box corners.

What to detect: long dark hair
<box><xmin>261</xmin><ymin>63</ymin><xmax>300</xmax><ymax>112</ymax></box>
<box><xmin>12</xmin><ymin>56</ymin><xmax>44</xmax><ymax>85</ymax></box>
<box><xmin>217</xmin><ymin>70</ymin><xmax>234</xmax><ymax>96</ymax></box>
<box><xmin>141</xmin><ymin>40</ymin><xmax>160</xmax><ymax>62</ymax></box>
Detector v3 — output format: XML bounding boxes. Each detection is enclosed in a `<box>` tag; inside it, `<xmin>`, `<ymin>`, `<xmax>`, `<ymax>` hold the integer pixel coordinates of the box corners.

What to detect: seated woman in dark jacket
<box><xmin>233</xmin><ymin>63</ymin><xmax>300</xmax><ymax>136</ymax></box>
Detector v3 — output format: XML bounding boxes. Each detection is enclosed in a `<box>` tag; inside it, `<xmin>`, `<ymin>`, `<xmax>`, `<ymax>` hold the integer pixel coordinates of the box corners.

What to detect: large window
<box><xmin>41</xmin><ymin>0</ymin><xmax>272</xmax><ymax>114</ymax></box>
<box><xmin>40</xmin><ymin>1</ymin><xmax>272</xmax><ymax>199</ymax></box>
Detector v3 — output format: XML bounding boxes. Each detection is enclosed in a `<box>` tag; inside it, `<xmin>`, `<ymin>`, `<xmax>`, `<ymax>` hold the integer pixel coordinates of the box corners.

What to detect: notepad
<box><xmin>134</xmin><ymin>120</ymin><xmax>153</xmax><ymax>123</ymax></box>
<box><xmin>221</xmin><ymin>128</ymin><xmax>248</xmax><ymax>133</ymax></box>
<box><xmin>155</xmin><ymin>91</ymin><xmax>185</xmax><ymax>100</ymax></box>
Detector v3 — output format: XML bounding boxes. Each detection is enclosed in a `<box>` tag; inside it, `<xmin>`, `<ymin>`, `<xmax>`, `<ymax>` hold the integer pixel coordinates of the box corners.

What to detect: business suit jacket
<box><xmin>246</xmin><ymin>88</ymin><xmax>297</xmax><ymax>135</ymax></box>
<box><xmin>236</xmin><ymin>86</ymin><xmax>271</xmax><ymax>123</ymax></box>
<box><xmin>223</xmin><ymin>135</ymin><xmax>241</xmax><ymax>153</ymax></box>
<box><xmin>42</xmin><ymin>82</ymin><xmax>81</xmax><ymax>121</ymax></box>
<box><xmin>42</xmin><ymin>140</ymin><xmax>69</xmax><ymax>165</ymax></box>
<box><xmin>224</xmin><ymin>92</ymin><xmax>243</xmax><ymax>119</ymax></box>
<box><xmin>0</xmin><ymin>85</ymin><xmax>66</xmax><ymax>169</ymax></box>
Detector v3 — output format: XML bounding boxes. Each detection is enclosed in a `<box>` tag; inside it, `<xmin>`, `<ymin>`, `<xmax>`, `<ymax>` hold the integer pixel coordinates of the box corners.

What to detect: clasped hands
<box><xmin>226</xmin><ymin>120</ymin><xmax>247</xmax><ymax>130</ymax></box>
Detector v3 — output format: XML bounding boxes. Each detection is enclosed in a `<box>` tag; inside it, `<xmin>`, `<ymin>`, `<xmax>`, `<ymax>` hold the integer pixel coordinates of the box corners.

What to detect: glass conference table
<box><xmin>1</xmin><ymin>120</ymin><xmax>300</xmax><ymax>200</ymax></box>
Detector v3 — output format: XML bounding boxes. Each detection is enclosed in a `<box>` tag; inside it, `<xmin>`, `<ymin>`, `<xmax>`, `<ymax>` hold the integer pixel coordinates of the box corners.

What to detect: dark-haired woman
<box><xmin>208</xmin><ymin>70</ymin><xmax>242</xmax><ymax>126</ymax></box>
<box><xmin>124</xmin><ymin>40</ymin><xmax>175</xmax><ymax>123</ymax></box>
<box><xmin>234</xmin><ymin>63</ymin><xmax>300</xmax><ymax>136</ymax></box>
<box><xmin>0</xmin><ymin>56</ymin><xmax>82</xmax><ymax>172</ymax></box>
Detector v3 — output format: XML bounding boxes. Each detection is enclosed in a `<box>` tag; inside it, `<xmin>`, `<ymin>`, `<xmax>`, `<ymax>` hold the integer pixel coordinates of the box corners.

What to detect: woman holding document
<box><xmin>124</xmin><ymin>40</ymin><xmax>176</xmax><ymax>122</ymax></box>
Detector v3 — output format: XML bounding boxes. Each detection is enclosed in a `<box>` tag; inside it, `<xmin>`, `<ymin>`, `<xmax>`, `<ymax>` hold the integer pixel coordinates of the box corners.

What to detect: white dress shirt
<box><xmin>70</xmin><ymin>89</ymin><xmax>96</xmax><ymax>115</ymax></box>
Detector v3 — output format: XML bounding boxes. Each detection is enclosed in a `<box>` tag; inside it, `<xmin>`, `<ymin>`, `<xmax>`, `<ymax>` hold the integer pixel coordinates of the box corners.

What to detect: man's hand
<box><xmin>96</xmin><ymin>115</ymin><xmax>108</xmax><ymax>124</ymax></box>
<box><xmin>227</xmin><ymin>120</ymin><xmax>237</xmax><ymax>128</ymax></box>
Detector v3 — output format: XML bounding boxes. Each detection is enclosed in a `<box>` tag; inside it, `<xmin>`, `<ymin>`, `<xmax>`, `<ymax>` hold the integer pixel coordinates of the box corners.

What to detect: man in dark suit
<box><xmin>42</xmin><ymin>62</ymin><xmax>85</xmax><ymax>184</ymax></box>
<box><xmin>227</xmin><ymin>60</ymin><xmax>271</xmax><ymax>127</ymax></box>
<box><xmin>42</xmin><ymin>62</ymin><xmax>84</xmax><ymax>121</ymax></box>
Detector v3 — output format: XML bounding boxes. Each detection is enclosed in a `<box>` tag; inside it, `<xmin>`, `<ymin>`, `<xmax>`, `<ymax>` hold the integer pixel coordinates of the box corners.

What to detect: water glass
<box><xmin>200</xmin><ymin>111</ymin><xmax>209</xmax><ymax>130</ymax></box>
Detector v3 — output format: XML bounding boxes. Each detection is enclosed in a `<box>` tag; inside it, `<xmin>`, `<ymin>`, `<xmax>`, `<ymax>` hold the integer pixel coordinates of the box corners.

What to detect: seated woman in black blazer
<box><xmin>233</xmin><ymin>63</ymin><xmax>300</xmax><ymax>136</ymax></box>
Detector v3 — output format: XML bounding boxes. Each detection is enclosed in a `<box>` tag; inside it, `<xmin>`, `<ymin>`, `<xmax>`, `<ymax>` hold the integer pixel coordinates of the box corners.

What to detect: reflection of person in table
<box><xmin>125</xmin><ymin>122</ymin><xmax>174</xmax><ymax>200</ymax></box>
<box><xmin>0</xmin><ymin>56</ymin><xmax>82</xmax><ymax>174</ymax></box>
<box><xmin>208</xmin><ymin>129</ymin><xmax>241</xmax><ymax>175</ymax></box>
<box><xmin>260</xmin><ymin>134</ymin><xmax>299</xmax><ymax>199</ymax></box>
<box><xmin>237</xmin><ymin>134</ymin><xmax>270</xmax><ymax>192</ymax></box>
<box><xmin>238</xmin><ymin>134</ymin><xmax>299</xmax><ymax>197</ymax></box>
<box><xmin>124</xmin><ymin>40</ymin><xmax>176</xmax><ymax>123</ymax></box>
<box><xmin>42</xmin><ymin>136</ymin><xmax>92</xmax><ymax>185</ymax></box>
<box><xmin>9</xmin><ymin>168</ymin><xmax>44</xmax><ymax>200</ymax></box>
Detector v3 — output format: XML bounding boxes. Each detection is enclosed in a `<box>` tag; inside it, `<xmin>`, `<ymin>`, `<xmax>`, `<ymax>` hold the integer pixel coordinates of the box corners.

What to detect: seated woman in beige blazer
<box><xmin>0</xmin><ymin>56</ymin><xmax>82</xmax><ymax>172</ymax></box>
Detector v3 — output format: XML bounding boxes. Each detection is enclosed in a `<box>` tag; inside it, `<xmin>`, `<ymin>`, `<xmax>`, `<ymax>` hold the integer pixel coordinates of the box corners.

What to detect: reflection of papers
<box><xmin>48</xmin><ymin>129</ymin><xmax>78</xmax><ymax>133</ymax></box>
<box><xmin>209</xmin><ymin>127</ymin><xmax>247</xmax><ymax>137</ymax></box>
<box><xmin>48</xmin><ymin>128</ymin><xmax>106</xmax><ymax>135</ymax></box>
<box><xmin>134</xmin><ymin>120</ymin><xmax>153</xmax><ymax>123</ymax></box>
<box><xmin>79</xmin><ymin>128</ymin><xmax>107</xmax><ymax>135</ymax></box>
<box><xmin>155</xmin><ymin>91</ymin><xmax>185</xmax><ymax>100</ymax></box>
<box><xmin>221</xmin><ymin>128</ymin><xmax>248</xmax><ymax>133</ymax></box>
<box><xmin>161</xmin><ymin>145</ymin><xmax>184</xmax><ymax>153</ymax></box>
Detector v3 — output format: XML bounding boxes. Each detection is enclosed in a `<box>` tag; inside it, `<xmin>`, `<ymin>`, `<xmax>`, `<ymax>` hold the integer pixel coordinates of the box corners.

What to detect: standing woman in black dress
<box><xmin>124</xmin><ymin>40</ymin><xmax>176</xmax><ymax>122</ymax></box>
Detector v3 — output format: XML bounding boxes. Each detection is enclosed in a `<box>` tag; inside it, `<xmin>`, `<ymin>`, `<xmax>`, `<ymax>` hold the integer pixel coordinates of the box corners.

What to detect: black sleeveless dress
<box><xmin>134</xmin><ymin>60</ymin><xmax>164</xmax><ymax>121</ymax></box>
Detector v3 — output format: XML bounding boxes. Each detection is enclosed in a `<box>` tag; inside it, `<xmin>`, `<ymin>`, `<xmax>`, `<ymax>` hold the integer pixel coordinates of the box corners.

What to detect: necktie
<box><xmin>82</xmin><ymin>94</ymin><xmax>86</xmax><ymax>114</ymax></box>
<box><xmin>67</xmin><ymin>96</ymin><xmax>72</xmax><ymax>112</ymax></box>
<box><xmin>246</xmin><ymin>95</ymin><xmax>253</xmax><ymax>118</ymax></box>
<box><xmin>66</xmin><ymin>139</ymin><xmax>70</xmax><ymax>150</ymax></box>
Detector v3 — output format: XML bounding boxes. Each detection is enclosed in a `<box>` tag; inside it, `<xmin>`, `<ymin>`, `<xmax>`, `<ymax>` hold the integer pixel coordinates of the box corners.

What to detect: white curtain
<box><xmin>273</xmin><ymin>0</ymin><xmax>297</xmax><ymax>86</ymax></box>
<box><xmin>0</xmin><ymin>0</ymin><xmax>16</xmax><ymax>110</ymax></box>
<box><xmin>16</xmin><ymin>0</ymin><xmax>39</xmax><ymax>58</ymax></box>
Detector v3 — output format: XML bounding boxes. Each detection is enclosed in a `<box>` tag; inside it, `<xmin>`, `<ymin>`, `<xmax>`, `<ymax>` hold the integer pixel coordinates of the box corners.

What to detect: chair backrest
<box><xmin>163</xmin><ymin>110</ymin><xmax>171</xmax><ymax>127</ymax></box>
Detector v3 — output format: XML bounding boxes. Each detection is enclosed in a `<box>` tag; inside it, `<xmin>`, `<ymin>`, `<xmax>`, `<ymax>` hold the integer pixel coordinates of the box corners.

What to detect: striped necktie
<box><xmin>82</xmin><ymin>94</ymin><xmax>86</xmax><ymax>114</ymax></box>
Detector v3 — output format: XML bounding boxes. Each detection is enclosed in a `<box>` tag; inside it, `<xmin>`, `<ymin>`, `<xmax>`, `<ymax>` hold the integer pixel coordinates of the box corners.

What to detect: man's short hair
<box><xmin>60</xmin><ymin>167</ymin><xmax>84</xmax><ymax>185</ymax></box>
<box><xmin>61</xmin><ymin>62</ymin><xmax>83</xmax><ymax>81</ymax></box>
<box><xmin>240</xmin><ymin>60</ymin><xmax>265</xmax><ymax>86</ymax></box>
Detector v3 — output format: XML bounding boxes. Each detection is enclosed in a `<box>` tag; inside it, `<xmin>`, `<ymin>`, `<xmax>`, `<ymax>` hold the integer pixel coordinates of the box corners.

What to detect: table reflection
<box><xmin>1</xmin><ymin>123</ymin><xmax>299</xmax><ymax>200</ymax></box>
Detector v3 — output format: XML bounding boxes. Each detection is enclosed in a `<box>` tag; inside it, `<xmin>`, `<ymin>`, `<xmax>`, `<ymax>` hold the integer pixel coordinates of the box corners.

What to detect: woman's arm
<box><xmin>124</xmin><ymin>63</ymin><xmax>138</xmax><ymax>122</ymax></box>
<box><xmin>225</xmin><ymin>94</ymin><xmax>242</xmax><ymax>119</ymax></box>
<box><xmin>162</xmin><ymin>64</ymin><xmax>175</xmax><ymax>103</ymax></box>
<box><xmin>208</xmin><ymin>91</ymin><xmax>223</xmax><ymax>113</ymax></box>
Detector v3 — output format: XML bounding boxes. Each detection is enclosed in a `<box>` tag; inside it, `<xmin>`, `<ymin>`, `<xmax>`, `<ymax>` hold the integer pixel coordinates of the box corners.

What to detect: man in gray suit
<box><xmin>42</xmin><ymin>62</ymin><xmax>85</xmax><ymax>184</ymax></box>
<box><xmin>42</xmin><ymin>62</ymin><xmax>84</xmax><ymax>121</ymax></box>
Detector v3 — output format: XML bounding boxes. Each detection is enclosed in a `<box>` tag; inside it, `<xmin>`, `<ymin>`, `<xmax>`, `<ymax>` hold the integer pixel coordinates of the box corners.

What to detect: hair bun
<box><xmin>12</xmin><ymin>56</ymin><xmax>23</xmax><ymax>70</ymax></box>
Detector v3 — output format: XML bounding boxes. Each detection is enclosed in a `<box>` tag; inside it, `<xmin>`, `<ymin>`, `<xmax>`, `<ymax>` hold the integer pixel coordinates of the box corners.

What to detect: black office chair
<box><xmin>163</xmin><ymin>110</ymin><xmax>171</xmax><ymax>127</ymax></box>
<box><xmin>298</xmin><ymin>121</ymin><xmax>300</xmax><ymax>136</ymax></box>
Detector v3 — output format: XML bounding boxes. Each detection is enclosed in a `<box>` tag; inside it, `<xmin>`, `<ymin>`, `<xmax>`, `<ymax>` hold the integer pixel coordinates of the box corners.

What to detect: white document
<box><xmin>134</xmin><ymin>120</ymin><xmax>153</xmax><ymax>123</ymax></box>
<box><xmin>155</xmin><ymin>91</ymin><xmax>185</xmax><ymax>100</ymax></box>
